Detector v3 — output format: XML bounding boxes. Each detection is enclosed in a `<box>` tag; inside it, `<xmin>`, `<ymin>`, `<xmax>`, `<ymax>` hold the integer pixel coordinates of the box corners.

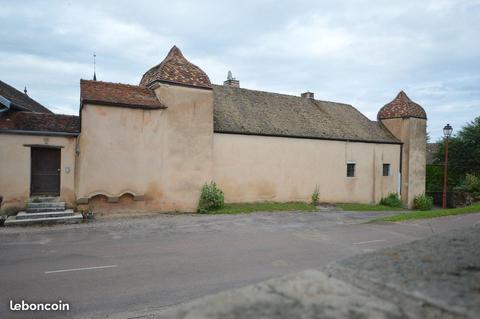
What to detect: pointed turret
<box><xmin>378</xmin><ymin>91</ymin><xmax>426</xmax><ymax>120</ymax></box>
<box><xmin>140</xmin><ymin>46</ymin><xmax>212</xmax><ymax>89</ymax></box>
<box><xmin>378</xmin><ymin>91</ymin><xmax>427</xmax><ymax>208</ymax></box>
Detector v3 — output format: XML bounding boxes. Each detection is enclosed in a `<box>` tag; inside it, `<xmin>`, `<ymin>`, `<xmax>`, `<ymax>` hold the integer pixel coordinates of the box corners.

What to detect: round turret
<box><xmin>378</xmin><ymin>91</ymin><xmax>426</xmax><ymax>120</ymax></box>
<box><xmin>140</xmin><ymin>46</ymin><xmax>212</xmax><ymax>89</ymax></box>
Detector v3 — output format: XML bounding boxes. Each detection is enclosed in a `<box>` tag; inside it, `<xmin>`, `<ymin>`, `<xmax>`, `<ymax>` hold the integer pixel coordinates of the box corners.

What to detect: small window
<box><xmin>346</xmin><ymin>163</ymin><xmax>356</xmax><ymax>177</ymax></box>
<box><xmin>383</xmin><ymin>163</ymin><xmax>391</xmax><ymax>176</ymax></box>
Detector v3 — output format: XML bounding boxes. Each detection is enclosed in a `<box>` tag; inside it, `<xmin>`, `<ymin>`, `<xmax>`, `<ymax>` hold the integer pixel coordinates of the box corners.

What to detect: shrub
<box><xmin>457</xmin><ymin>174</ymin><xmax>480</xmax><ymax>195</ymax></box>
<box><xmin>198</xmin><ymin>182</ymin><xmax>224</xmax><ymax>214</ymax></box>
<box><xmin>311</xmin><ymin>185</ymin><xmax>320</xmax><ymax>206</ymax></box>
<box><xmin>413</xmin><ymin>194</ymin><xmax>433</xmax><ymax>211</ymax></box>
<box><xmin>426</xmin><ymin>164</ymin><xmax>462</xmax><ymax>192</ymax></box>
<box><xmin>379</xmin><ymin>193</ymin><xmax>402</xmax><ymax>207</ymax></box>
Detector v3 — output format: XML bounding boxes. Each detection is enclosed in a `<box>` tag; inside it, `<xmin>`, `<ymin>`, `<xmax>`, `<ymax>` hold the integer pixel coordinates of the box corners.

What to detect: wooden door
<box><xmin>31</xmin><ymin>148</ymin><xmax>61</xmax><ymax>196</ymax></box>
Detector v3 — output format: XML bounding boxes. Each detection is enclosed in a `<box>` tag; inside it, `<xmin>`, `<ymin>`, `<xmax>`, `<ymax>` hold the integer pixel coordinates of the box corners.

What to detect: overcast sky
<box><xmin>1</xmin><ymin>0</ymin><xmax>479</xmax><ymax>139</ymax></box>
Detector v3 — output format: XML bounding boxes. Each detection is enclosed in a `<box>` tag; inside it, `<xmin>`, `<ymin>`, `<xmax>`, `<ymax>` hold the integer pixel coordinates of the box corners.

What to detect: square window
<box><xmin>383</xmin><ymin>163</ymin><xmax>391</xmax><ymax>176</ymax></box>
<box><xmin>346</xmin><ymin>163</ymin><xmax>356</xmax><ymax>177</ymax></box>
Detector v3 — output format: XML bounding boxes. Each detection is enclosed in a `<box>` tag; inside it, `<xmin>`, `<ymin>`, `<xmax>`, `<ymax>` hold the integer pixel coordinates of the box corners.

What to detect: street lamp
<box><xmin>442</xmin><ymin>124</ymin><xmax>453</xmax><ymax>208</ymax></box>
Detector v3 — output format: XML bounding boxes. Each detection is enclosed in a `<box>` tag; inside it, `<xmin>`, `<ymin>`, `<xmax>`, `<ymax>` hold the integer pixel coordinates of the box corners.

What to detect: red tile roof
<box><xmin>378</xmin><ymin>91</ymin><xmax>427</xmax><ymax>120</ymax></box>
<box><xmin>0</xmin><ymin>111</ymin><xmax>80</xmax><ymax>134</ymax></box>
<box><xmin>140</xmin><ymin>46</ymin><xmax>212</xmax><ymax>89</ymax></box>
<box><xmin>80</xmin><ymin>80</ymin><xmax>165</xmax><ymax>109</ymax></box>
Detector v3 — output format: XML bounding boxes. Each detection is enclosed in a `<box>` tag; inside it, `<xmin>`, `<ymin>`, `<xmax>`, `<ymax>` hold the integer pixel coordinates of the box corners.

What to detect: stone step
<box><xmin>15</xmin><ymin>210</ymin><xmax>75</xmax><ymax>220</ymax></box>
<box><xmin>4</xmin><ymin>213</ymin><xmax>83</xmax><ymax>226</ymax></box>
<box><xmin>28</xmin><ymin>196</ymin><xmax>62</xmax><ymax>203</ymax></box>
<box><xmin>26</xmin><ymin>205</ymin><xmax>66</xmax><ymax>213</ymax></box>
<box><xmin>27</xmin><ymin>201</ymin><xmax>66</xmax><ymax>209</ymax></box>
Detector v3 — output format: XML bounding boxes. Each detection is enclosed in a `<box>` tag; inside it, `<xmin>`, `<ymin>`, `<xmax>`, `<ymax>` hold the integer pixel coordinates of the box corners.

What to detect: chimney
<box><xmin>223</xmin><ymin>70</ymin><xmax>240</xmax><ymax>88</ymax></box>
<box><xmin>301</xmin><ymin>91</ymin><xmax>314</xmax><ymax>99</ymax></box>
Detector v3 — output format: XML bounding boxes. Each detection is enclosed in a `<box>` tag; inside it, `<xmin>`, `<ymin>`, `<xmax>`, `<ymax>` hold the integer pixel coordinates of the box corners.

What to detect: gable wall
<box><xmin>76</xmin><ymin>83</ymin><xmax>213</xmax><ymax>213</ymax></box>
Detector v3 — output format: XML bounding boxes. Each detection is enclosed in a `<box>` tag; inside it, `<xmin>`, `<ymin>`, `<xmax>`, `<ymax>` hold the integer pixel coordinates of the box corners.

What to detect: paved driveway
<box><xmin>1</xmin><ymin>210</ymin><xmax>480</xmax><ymax>318</ymax></box>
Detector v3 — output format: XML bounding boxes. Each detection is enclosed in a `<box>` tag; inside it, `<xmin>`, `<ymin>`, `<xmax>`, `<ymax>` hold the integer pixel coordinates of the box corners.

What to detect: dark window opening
<box><xmin>347</xmin><ymin>163</ymin><xmax>356</xmax><ymax>177</ymax></box>
<box><xmin>383</xmin><ymin>163</ymin><xmax>391</xmax><ymax>176</ymax></box>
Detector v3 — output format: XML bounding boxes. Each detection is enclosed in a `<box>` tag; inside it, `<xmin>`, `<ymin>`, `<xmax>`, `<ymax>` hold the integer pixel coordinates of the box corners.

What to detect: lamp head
<box><xmin>443</xmin><ymin>123</ymin><xmax>453</xmax><ymax>138</ymax></box>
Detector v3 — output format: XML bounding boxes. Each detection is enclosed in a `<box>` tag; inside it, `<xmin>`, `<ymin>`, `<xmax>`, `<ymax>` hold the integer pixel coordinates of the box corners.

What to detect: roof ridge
<box><xmin>212</xmin><ymin>84</ymin><xmax>352</xmax><ymax>107</ymax></box>
<box><xmin>80</xmin><ymin>79</ymin><xmax>151</xmax><ymax>90</ymax></box>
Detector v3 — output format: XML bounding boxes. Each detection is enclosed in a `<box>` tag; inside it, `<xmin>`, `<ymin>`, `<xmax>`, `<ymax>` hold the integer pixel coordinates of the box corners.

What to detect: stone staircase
<box><xmin>4</xmin><ymin>197</ymin><xmax>83</xmax><ymax>226</ymax></box>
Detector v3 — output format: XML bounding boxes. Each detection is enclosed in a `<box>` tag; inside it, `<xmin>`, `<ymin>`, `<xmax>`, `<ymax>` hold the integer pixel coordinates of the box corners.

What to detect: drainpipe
<box><xmin>399</xmin><ymin>143</ymin><xmax>403</xmax><ymax>196</ymax></box>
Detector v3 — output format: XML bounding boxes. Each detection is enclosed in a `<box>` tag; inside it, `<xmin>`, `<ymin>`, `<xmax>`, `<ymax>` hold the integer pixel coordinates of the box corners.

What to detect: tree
<box><xmin>435</xmin><ymin>116</ymin><xmax>480</xmax><ymax>175</ymax></box>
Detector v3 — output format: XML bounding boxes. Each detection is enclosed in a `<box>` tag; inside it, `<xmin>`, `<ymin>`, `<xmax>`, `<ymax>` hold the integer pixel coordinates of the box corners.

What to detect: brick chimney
<box><xmin>301</xmin><ymin>91</ymin><xmax>314</xmax><ymax>99</ymax></box>
<box><xmin>223</xmin><ymin>70</ymin><xmax>240</xmax><ymax>88</ymax></box>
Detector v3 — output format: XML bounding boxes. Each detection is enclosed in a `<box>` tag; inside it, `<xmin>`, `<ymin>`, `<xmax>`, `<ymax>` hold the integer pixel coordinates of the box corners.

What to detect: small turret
<box><xmin>379</xmin><ymin>91</ymin><xmax>427</xmax><ymax>208</ymax></box>
<box><xmin>139</xmin><ymin>46</ymin><xmax>212</xmax><ymax>89</ymax></box>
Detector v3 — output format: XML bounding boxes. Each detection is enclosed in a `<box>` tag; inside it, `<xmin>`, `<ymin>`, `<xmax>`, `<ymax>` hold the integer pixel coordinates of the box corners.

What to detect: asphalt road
<box><xmin>1</xmin><ymin>210</ymin><xmax>480</xmax><ymax>318</ymax></box>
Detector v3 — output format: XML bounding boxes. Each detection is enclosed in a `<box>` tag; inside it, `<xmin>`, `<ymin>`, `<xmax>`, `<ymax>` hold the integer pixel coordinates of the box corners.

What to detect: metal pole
<box><xmin>442</xmin><ymin>137</ymin><xmax>449</xmax><ymax>208</ymax></box>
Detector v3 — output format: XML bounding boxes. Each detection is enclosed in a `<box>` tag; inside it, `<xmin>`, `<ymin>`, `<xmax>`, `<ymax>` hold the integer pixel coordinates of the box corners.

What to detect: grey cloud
<box><xmin>0</xmin><ymin>0</ymin><xmax>479</xmax><ymax>138</ymax></box>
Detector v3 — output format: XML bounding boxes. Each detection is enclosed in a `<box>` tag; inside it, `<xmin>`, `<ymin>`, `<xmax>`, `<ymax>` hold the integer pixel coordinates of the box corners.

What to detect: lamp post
<box><xmin>442</xmin><ymin>124</ymin><xmax>453</xmax><ymax>208</ymax></box>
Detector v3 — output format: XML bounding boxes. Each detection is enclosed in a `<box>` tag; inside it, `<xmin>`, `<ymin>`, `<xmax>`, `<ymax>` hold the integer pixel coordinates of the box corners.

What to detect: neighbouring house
<box><xmin>0</xmin><ymin>46</ymin><xmax>427</xmax><ymax>214</ymax></box>
<box><xmin>0</xmin><ymin>80</ymin><xmax>80</xmax><ymax>214</ymax></box>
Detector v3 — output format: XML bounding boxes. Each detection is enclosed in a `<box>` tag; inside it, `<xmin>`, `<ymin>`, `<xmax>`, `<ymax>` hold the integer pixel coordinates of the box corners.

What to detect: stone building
<box><xmin>0</xmin><ymin>46</ymin><xmax>427</xmax><ymax>215</ymax></box>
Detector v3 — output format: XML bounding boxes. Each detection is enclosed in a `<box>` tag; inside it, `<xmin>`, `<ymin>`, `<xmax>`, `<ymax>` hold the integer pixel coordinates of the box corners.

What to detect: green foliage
<box><xmin>338</xmin><ymin>203</ymin><xmax>404</xmax><ymax>211</ymax></box>
<box><xmin>413</xmin><ymin>194</ymin><xmax>433</xmax><ymax>211</ymax></box>
<box><xmin>435</xmin><ymin>116</ymin><xmax>480</xmax><ymax>175</ymax></box>
<box><xmin>0</xmin><ymin>206</ymin><xmax>21</xmax><ymax>217</ymax></box>
<box><xmin>197</xmin><ymin>182</ymin><xmax>224</xmax><ymax>214</ymax></box>
<box><xmin>311</xmin><ymin>185</ymin><xmax>320</xmax><ymax>206</ymax></box>
<box><xmin>372</xmin><ymin>203</ymin><xmax>480</xmax><ymax>222</ymax></box>
<box><xmin>425</xmin><ymin>164</ymin><xmax>462</xmax><ymax>192</ymax></box>
<box><xmin>456</xmin><ymin>173</ymin><xmax>480</xmax><ymax>195</ymax></box>
<box><xmin>211</xmin><ymin>202</ymin><xmax>316</xmax><ymax>214</ymax></box>
<box><xmin>379</xmin><ymin>193</ymin><xmax>402</xmax><ymax>207</ymax></box>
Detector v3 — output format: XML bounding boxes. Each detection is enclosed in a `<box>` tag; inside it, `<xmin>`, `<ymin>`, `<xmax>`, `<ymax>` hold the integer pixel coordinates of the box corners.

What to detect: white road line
<box><xmin>45</xmin><ymin>265</ymin><xmax>118</xmax><ymax>274</ymax></box>
<box><xmin>352</xmin><ymin>239</ymin><xmax>386</xmax><ymax>245</ymax></box>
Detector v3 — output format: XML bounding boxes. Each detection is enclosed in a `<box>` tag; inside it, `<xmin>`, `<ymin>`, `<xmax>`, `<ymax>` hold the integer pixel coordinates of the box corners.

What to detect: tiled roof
<box><xmin>139</xmin><ymin>46</ymin><xmax>212</xmax><ymax>89</ymax></box>
<box><xmin>0</xmin><ymin>80</ymin><xmax>52</xmax><ymax>113</ymax></box>
<box><xmin>378</xmin><ymin>91</ymin><xmax>427</xmax><ymax>120</ymax></box>
<box><xmin>0</xmin><ymin>111</ymin><xmax>80</xmax><ymax>134</ymax></box>
<box><xmin>213</xmin><ymin>85</ymin><xmax>400</xmax><ymax>144</ymax></box>
<box><xmin>80</xmin><ymin>80</ymin><xmax>165</xmax><ymax>109</ymax></box>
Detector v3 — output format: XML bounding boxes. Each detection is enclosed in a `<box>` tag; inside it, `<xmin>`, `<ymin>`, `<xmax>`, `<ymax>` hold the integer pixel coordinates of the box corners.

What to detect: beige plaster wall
<box><xmin>0</xmin><ymin>133</ymin><xmax>77</xmax><ymax>213</ymax></box>
<box><xmin>213</xmin><ymin>133</ymin><xmax>401</xmax><ymax>204</ymax></box>
<box><xmin>381</xmin><ymin>118</ymin><xmax>426</xmax><ymax>208</ymax></box>
<box><xmin>76</xmin><ymin>83</ymin><xmax>213</xmax><ymax>213</ymax></box>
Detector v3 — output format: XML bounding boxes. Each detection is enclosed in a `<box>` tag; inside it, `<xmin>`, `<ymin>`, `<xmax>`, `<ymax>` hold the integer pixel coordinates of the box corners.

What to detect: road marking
<box><xmin>352</xmin><ymin>239</ymin><xmax>386</xmax><ymax>245</ymax></box>
<box><xmin>45</xmin><ymin>265</ymin><xmax>118</xmax><ymax>274</ymax></box>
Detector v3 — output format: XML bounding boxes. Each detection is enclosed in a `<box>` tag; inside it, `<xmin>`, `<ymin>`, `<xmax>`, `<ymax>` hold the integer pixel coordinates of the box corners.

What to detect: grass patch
<box><xmin>209</xmin><ymin>201</ymin><xmax>317</xmax><ymax>214</ymax></box>
<box><xmin>371</xmin><ymin>203</ymin><xmax>480</xmax><ymax>222</ymax></box>
<box><xmin>338</xmin><ymin>203</ymin><xmax>405</xmax><ymax>211</ymax></box>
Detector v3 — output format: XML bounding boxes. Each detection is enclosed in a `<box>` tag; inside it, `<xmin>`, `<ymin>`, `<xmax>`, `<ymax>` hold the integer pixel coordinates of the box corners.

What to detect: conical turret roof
<box><xmin>378</xmin><ymin>91</ymin><xmax>426</xmax><ymax>120</ymax></box>
<box><xmin>140</xmin><ymin>46</ymin><xmax>212</xmax><ymax>89</ymax></box>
